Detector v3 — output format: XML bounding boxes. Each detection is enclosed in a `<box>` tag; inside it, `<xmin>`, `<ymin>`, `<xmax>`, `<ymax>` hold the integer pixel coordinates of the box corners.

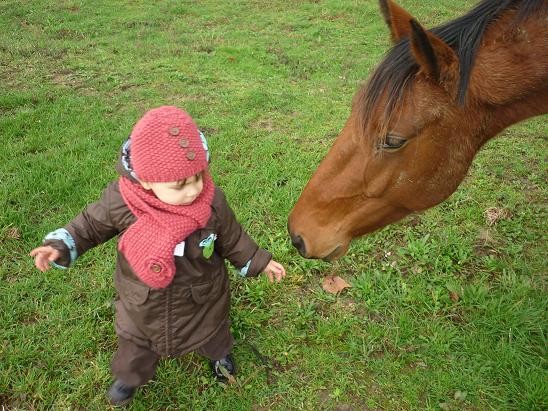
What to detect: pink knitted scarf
<box><xmin>118</xmin><ymin>173</ymin><xmax>215</xmax><ymax>288</ymax></box>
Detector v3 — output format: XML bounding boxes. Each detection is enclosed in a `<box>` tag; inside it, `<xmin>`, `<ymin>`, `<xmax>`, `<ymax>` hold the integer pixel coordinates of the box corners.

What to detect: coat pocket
<box><xmin>117</xmin><ymin>275</ymin><xmax>150</xmax><ymax>305</ymax></box>
<box><xmin>190</xmin><ymin>280</ymin><xmax>221</xmax><ymax>305</ymax></box>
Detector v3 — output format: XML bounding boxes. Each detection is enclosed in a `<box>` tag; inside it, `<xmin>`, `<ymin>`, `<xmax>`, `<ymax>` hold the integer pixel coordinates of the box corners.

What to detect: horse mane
<box><xmin>357</xmin><ymin>0</ymin><xmax>546</xmax><ymax>138</ymax></box>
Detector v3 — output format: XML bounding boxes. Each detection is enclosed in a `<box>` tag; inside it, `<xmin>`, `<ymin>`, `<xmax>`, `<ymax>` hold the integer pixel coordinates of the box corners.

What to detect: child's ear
<box><xmin>139</xmin><ymin>180</ymin><xmax>152</xmax><ymax>190</ymax></box>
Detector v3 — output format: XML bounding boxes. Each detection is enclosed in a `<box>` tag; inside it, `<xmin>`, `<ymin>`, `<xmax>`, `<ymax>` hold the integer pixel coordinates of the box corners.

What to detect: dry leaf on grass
<box><xmin>322</xmin><ymin>275</ymin><xmax>351</xmax><ymax>294</ymax></box>
<box><xmin>218</xmin><ymin>365</ymin><xmax>236</xmax><ymax>384</ymax></box>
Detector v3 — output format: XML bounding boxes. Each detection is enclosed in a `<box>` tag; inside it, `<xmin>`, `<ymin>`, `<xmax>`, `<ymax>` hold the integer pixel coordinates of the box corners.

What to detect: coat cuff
<box><xmin>239</xmin><ymin>248</ymin><xmax>272</xmax><ymax>278</ymax></box>
<box><xmin>43</xmin><ymin>228</ymin><xmax>77</xmax><ymax>268</ymax></box>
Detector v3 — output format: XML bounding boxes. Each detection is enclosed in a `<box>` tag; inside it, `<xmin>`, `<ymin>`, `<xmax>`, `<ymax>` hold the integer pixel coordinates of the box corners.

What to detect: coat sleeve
<box><xmin>42</xmin><ymin>181</ymin><xmax>127</xmax><ymax>268</ymax></box>
<box><xmin>213</xmin><ymin>188</ymin><xmax>272</xmax><ymax>277</ymax></box>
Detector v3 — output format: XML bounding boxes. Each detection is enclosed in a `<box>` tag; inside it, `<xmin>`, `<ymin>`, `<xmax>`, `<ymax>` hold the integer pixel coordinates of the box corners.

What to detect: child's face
<box><xmin>140</xmin><ymin>173</ymin><xmax>204</xmax><ymax>206</ymax></box>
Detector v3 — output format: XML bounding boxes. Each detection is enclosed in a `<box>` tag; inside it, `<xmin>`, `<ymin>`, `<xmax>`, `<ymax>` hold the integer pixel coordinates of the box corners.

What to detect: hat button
<box><xmin>179</xmin><ymin>138</ymin><xmax>189</xmax><ymax>148</ymax></box>
<box><xmin>186</xmin><ymin>151</ymin><xmax>196</xmax><ymax>160</ymax></box>
<box><xmin>150</xmin><ymin>263</ymin><xmax>162</xmax><ymax>273</ymax></box>
<box><xmin>169</xmin><ymin>126</ymin><xmax>180</xmax><ymax>136</ymax></box>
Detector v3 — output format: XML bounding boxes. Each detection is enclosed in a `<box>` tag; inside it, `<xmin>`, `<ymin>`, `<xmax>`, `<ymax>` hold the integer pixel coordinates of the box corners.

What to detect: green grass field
<box><xmin>1</xmin><ymin>1</ymin><xmax>546</xmax><ymax>409</ymax></box>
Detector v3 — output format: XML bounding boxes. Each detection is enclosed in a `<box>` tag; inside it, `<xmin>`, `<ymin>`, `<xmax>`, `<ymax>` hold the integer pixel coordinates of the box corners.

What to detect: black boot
<box><xmin>107</xmin><ymin>380</ymin><xmax>136</xmax><ymax>406</ymax></box>
<box><xmin>210</xmin><ymin>354</ymin><xmax>237</xmax><ymax>381</ymax></box>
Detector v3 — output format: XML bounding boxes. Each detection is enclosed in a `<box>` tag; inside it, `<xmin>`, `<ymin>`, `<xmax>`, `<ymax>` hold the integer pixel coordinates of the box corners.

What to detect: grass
<box><xmin>1</xmin><ymin>0</ymin><xmax>546</xmax><ymax>409</ymax></box>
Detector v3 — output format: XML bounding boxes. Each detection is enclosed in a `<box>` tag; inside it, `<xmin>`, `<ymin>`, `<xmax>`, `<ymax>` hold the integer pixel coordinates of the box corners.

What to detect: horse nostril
<box><xmin>290</xmin><ymin>234</ymin><xmax>307</xmax><ymax>257</ymax></box>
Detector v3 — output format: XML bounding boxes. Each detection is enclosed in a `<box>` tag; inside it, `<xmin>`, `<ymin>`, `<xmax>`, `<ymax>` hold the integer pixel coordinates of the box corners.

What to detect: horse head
<box><xmin>288</xmin><ymin>0</ymin><xmax>547</xmax><ymax>260</ymax></box>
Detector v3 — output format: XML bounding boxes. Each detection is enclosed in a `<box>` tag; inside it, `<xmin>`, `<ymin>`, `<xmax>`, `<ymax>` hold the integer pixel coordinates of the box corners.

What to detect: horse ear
<box><xmin>379</xmin><ymin>0</ymin><xmax>414</xmax><ymax>43</ymax></box>
<box><xmin>409</xmin><ymin>19</ymin><xmax>459</xmax><ymax>86</ymax></box>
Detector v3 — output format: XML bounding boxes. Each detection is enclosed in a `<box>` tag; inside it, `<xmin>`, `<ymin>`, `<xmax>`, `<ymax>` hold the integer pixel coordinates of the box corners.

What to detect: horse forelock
<box><xmin>357</xmin><ymin>0</ymin><xmax>545</xmax><ymax>144</ymax></box>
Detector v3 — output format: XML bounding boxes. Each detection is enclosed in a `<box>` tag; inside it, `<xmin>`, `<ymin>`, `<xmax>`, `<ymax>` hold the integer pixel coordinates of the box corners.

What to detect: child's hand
<box><xmin>263</xmin><ymin>259</ymin><xmax>286</xmax><ymax>283</ymax></box>
<box><xmin>29</xmin><ymin>246</ymin><xmax>60</xmax><ymax>272</ymax></box>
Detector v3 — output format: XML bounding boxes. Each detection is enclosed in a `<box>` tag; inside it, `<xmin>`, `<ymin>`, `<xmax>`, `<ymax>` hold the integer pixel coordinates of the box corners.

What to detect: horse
<box><xmin>288</xmin><ymin>0</ymin><xmax>547</xmax><ymax>260</ymax></box>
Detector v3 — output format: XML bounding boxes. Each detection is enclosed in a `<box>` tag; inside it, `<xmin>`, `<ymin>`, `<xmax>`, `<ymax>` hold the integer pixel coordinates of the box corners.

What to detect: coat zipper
<box><xmin>165</xmin><ymin>286</ymin><xmax>172</xmax><ymax>356</ymax></box>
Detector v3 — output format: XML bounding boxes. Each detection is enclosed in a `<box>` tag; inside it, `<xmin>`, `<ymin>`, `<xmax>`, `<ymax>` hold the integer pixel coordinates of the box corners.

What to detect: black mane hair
<box><xmin>358</xmin><ymin>0</ymin><xmax>546</xmax><ymax>136</ymax></box>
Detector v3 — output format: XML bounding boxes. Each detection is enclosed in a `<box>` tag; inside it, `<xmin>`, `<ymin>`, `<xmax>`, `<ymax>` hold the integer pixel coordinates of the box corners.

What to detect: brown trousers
<box><xmin>111</xmin><ymin>322</ymin><xmax>234</xmax><ymax>387</ymax></box>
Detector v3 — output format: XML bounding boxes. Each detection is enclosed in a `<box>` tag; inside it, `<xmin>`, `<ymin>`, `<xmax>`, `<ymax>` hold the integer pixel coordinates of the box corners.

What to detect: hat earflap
<box><xmin>199</xmin><ymin>131</ymin><xmax>210</xmax><ymax>163</ymax></box>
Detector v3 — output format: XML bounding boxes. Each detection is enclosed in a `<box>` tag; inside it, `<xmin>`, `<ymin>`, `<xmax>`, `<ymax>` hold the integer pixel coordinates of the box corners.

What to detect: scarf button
<box><xmin>150</xmin><ymin>263</ymin><xmax>162</xmax><ymax>273</ymax></box>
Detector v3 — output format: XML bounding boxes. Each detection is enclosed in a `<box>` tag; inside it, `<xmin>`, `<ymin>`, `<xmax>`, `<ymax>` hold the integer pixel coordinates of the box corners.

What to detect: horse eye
<box><xmin>380</xmin><ymin>135</ymin><xmax>407</xmax><ymax>150</ymax></box>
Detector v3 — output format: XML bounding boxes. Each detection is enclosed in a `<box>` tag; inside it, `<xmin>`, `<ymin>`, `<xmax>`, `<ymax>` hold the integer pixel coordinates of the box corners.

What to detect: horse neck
<box><xmin>485</xmin><ymin>85</ymin><xmax>548</xmax><ymax>140</ymax></box>
<box><xmin>469</xmin><ymin>8</ymin><xmax>548</xmax><ymax>144</ymax></box>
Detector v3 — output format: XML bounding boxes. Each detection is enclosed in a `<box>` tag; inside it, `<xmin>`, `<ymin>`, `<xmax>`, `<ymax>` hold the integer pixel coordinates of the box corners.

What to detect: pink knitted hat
<box><xmin>130</xmin><ymin>106</ymin><xmax>208</xmax><ymax>182</ymax></box>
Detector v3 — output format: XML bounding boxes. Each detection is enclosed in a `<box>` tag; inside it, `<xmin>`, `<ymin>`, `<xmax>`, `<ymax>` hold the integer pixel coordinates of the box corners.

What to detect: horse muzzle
<box><xmin>288</xmin><ymin>221</ymin><xmax>348</xmax><ymax>261</ymax></box>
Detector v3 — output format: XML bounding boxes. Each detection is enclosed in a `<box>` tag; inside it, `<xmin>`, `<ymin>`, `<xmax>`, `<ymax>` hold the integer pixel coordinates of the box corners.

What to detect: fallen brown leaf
<box><xmin>218</xmin><ymin>365</ymin><xmax>236</xmax><ymax>384</ymax></box>
<box><xmin>322</xmin><ymin>275</ymin><xmax>351</xmax><ymax>294</ymax></box>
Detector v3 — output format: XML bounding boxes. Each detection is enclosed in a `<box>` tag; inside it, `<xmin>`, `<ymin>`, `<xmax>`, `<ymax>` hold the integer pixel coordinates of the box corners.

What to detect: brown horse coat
<box><xmin>289</xmin><ymin>0</ymin><xmax>547</xmax><ymax>260</ymax></box>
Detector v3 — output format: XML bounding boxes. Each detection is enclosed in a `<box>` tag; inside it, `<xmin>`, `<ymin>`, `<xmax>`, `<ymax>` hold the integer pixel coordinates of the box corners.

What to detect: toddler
<box><xmin>30</xmin><ymin>106</ymin><xmax>286</xmax><ymax>406</ymax></box>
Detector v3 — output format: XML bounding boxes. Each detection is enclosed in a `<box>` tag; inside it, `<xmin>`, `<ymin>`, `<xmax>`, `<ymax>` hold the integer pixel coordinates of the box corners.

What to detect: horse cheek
<box><xmin>364</xmin><ymin>163</ymin><xmax>395</xmax><ymax>199</ymax></box>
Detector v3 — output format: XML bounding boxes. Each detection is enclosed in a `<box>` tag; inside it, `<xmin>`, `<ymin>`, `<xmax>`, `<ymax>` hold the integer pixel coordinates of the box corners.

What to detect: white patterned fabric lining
<box><xmin>44</xmin><ymin>228</ymin><xmax>77</xmax><ymax>268</ymax></box>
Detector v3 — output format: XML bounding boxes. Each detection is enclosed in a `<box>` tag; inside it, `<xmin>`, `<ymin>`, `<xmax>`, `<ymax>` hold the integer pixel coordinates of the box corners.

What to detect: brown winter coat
<box><xmin>45</xmin><ymin>180</ymin><xmax>271</xmax><ymax>357</ymax></box>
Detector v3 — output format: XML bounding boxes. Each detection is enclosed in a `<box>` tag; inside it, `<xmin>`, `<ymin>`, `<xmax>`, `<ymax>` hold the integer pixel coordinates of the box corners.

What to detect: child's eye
<box><xmin>170</xmin><ymin>174</ymin><xmax>201</xmax><ymax>189</ymax></box>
